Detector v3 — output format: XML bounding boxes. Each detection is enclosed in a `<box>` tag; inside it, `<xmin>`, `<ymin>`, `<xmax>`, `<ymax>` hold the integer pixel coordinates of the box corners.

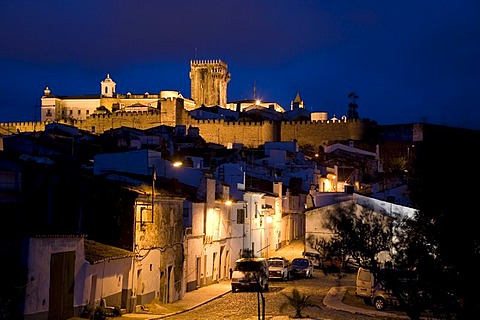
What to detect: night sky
<box><xmin>1</xmin><ymin>1</ymin><xmax>479</xmax><ymax>130</ymax></box>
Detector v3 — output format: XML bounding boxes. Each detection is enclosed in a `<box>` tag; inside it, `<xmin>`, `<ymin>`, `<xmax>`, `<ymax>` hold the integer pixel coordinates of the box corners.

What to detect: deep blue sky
<box><xmin>1</xmin><ymin>1</ymin><xmax>480</xmax><ymax>130</ymax></box>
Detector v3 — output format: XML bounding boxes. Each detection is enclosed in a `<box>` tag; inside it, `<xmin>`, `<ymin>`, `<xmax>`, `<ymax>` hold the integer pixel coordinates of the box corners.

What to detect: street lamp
<box><xmin>162</xmin><ymin>159</ymin><xmax>182</xmax><ymax>178</ymax></box>
<box><xmin>242</xmin><ymin>202</ymin><xmax>247</xmax><ymax>253</ymax></box>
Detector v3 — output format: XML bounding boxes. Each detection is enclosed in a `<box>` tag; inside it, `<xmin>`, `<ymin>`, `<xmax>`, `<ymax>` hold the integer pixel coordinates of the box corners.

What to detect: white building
<box><xmin>23</xmin><ymin>236</ymin><xmax>135</xmax><ymax>319</ymax></box>
<box><xmin>40</xmin><ymin>75</ymin><xmax>195</xmax><ymax>122</ymax></box>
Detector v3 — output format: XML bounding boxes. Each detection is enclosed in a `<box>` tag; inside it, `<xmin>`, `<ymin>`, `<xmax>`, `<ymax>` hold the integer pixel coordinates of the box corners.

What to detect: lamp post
<box><xmin>152</xmin><ymin>164</ymin><xmax>156</xmax><ymax>222</ymax></box>
<box><xmin>242</xmin><ymin>202</ymin><xmax>247</xmax><ymax>253</ymax></box>
<box><xmin>266</xmin><ymin>215</ymin><xmax>273</xmax><ymax>258</ymax></box>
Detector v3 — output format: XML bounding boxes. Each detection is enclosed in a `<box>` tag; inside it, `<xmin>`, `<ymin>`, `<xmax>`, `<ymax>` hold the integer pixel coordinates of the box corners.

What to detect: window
<box><xmin>69</xmin><ymin>110</ymin><xmax>73</xmax><ymax>115</ymax></box>
<box><xmin>46</xmin><ymin>110</ymin><xmax>52</xmax><ymax>116</ymax></box>
<box><xmin>237</xmin><ymin>209</ymin><xmax>245</xmax><ymax>224</ymax></box>
<box><xmin>86</xmin><ymin>110</ymin><xmax>90</xmax><ymax>115</ymax></box>
<box><xmin>105</xmin><ymin>87</ymin><xmax>108</xmax><ymax>94</ymax></box>
<box><xmin>183</xmin><ymin>207</ymin><xmax>190</xmax><ymax>218</ymax></box>
<box><xmin>78</xmin><ymin>110</ymin><xmax>81</xmax><ymax>115</ymax></box>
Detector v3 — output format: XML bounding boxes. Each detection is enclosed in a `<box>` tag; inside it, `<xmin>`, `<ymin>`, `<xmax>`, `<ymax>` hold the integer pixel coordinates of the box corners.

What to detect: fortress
<box><xmin>0</xmin><ymin>59</ymin><xmax>366</xmax><ymax>147</ymax></box>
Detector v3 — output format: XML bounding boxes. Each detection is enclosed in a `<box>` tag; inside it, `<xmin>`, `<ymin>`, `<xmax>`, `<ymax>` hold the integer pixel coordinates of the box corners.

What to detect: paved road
<box><xmin>118</xmin><ymin>272</ymin><xmax>406</xmax><ymax>320</ymax></box>
<box><xmin>151</xmin><ymin>275</ymin><xmax>400</xmax><ymax>320</ymax></box>
<box><xmin>114</xmin><ymin>238</ymin><xmax>408</xmax><ymax>320</ymax></box>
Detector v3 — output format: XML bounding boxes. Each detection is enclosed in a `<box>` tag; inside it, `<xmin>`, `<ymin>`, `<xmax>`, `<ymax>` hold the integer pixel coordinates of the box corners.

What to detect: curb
<box><xmin>323</xmin><ymin>286</ymin><xmax>409</xmax><ymax>319</ymax></box>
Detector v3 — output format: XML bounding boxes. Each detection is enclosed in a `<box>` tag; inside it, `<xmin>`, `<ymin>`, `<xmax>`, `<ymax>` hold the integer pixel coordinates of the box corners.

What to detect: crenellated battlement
<box><xmin>190</xmin><ymin>119</ymin><xmax>271</xmax><ymax>126</ymax></box>
<box><xmin>282</xmin><ymin>119</ymin><xmax>354</xmax><ymax>125</ymax></box>
<box><xmin>0</xmin><ymin>120</ymin><xmax>46</xmax><ymax>134</ymax></box>
<box><xmin>190</xmin><ymin>59</ymin><xmax>227</xmax><ymax>67</ymax></box>
<box><xmin>0</xmin><ymin>109</ymin><xmax>365</xmax><ymax>148</ymax></box>
<box><xmin>0</xmin><ymin>120</ymin><xmax>43</xmax><ymax>127</ymax></box>
<box><xmin>88</xmin><ymin>110</ymin><xmax>162</xmax><ymax>119</ymax></box>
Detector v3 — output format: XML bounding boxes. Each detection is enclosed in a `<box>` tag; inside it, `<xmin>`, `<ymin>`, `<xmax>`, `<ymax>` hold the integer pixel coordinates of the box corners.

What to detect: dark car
<box><xmin>290</xmin><ymin>257</ymin><xmax>314</xmax><ymax>278</ymax></box>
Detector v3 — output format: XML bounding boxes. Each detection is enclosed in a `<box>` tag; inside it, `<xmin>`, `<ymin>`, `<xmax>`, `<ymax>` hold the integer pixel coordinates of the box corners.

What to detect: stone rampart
<box><xmin>189</xmin><ymin>119</ymin><xmax>279</xmax><ymax>147</ymax></box>
<box><xmin>0</xmin><ymin>111</ymin><xmax>365</xmax><ymax>148</ymax></box>
<box><xmin>0</xmin><ymin>121</ymin><xmax>46</xmax><ymax>134</ymax></box>
<box><xmin>281</xmin><ymin>119</ymin><xmax>364</xmax><ymax>146</ymax></box>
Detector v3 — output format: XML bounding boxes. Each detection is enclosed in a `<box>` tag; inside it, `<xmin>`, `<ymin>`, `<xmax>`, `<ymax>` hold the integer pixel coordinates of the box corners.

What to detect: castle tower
<box><xmin>290</xmin><ymin>93</ymin><xmax>305</xmax><ymax>110</ymax></box>
<box><xmin>189</xmin><ymin>59</ymin><xmax>231</xmax><ymax>108</ymax></box>
<box><xmin>101</xmin><ymin>74</ymin><xmax>116</xmax><ymax>98</ymax></box>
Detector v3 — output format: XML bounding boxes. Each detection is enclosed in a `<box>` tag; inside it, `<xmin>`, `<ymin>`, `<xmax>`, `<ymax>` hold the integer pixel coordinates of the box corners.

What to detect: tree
<box><xmin>384</xmin><ymin>156</ymin><xmax>408</xmax><ymax>174</ymax></box>
<box><xmin>397</xmin><ymin>130</ymin><xmax>480</xmax><ymax>318</ymax></box>
<box><xmin>347</xmin><ymin>92</ymin><xmax>359</xmax><ymax>120</ymax></box>
<box><xmin>299</xmin><ymin>143</ymin><xmax>316</xmax><ymax>158</ymax></box>
<box><xmin>279</xmin><ymin>288</ymin><xmax>321</xmax><ymax>318</ymax></box>
<box><xmin>306</xmin><ymin>202</ymin><xmax>394</xmax><ymax>269</ymax></box>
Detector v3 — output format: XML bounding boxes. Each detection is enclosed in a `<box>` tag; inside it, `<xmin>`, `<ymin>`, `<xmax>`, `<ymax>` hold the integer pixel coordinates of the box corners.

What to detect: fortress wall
<box><xmin>281</xmin><ymin>120</ymin><xmax>364</xmax><ymax>147</ymax></box>
<box><xmin>0</xmin><ymin>121</ymin><xmax>46</xmax><ymax>134</ymax></box>
<box><xmin>74</xmin><ymin>111</ymin><xmax>164</xmax><ymax>133</ymax></box>
<box><xmin>191</xmin><ymin>120</ymin><xmax>278</xmax><ymax>147</ymax></box>
<box><xmin>1</xmin><ymin>111</ymin><xmax>364</xmax><ymax>149</ymax></box>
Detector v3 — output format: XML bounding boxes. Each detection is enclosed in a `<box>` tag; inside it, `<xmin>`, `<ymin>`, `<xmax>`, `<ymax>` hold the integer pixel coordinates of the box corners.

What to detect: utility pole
<box><xmin>152</xmin><ymin>164</ymin><xmax>156</xmax><ymax>222</ymax></box>
<box><xmin>243</xmin><ymin>202</ymin><xmax>248</xmax><ymax>251</ymax></box>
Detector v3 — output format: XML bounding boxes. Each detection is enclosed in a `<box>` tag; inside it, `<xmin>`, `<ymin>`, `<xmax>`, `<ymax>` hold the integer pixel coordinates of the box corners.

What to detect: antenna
<box><xmin>253</xmin><ymin>81</ymin><xmax>256</xmax><ymax>100</ymax></box>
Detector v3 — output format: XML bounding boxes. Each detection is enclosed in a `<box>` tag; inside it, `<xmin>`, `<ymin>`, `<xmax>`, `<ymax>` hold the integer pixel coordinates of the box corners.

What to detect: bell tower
<box><xmin>190</xmin><ymin>59</ymin><xmax>231</xmax><ymax>108</ymax></box>
<box><xmin>101</xmin><ymin>74</ymin><xmax>116</xmax><ymax>98</ymax></box>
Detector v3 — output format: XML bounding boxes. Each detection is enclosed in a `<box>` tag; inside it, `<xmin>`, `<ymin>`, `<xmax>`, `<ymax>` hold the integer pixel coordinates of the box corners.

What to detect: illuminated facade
<box><xmin>40</xmin><ymin>75</ymin><xmax>195</xmax><ymax>122</ymax></box>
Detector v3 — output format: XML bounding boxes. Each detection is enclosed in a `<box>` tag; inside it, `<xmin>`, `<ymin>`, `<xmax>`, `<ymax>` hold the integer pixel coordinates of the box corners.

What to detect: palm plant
<box><xmin>279</xmin><ymin>288</ymin><xmax>321</xmax><ymax>318</ymax></box>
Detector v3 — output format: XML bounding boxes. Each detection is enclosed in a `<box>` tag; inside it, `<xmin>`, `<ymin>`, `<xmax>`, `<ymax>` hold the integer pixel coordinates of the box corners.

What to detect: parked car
<box><xmin>356</xmin><ymin>267</ymin><xmax>399</xmax><ymax>311</ymax></box>
<box><xmin>290</xmin><ymin>257</ymin><xmax>314</xmax><ymax>278</ymax></box>
<box><xmin>231</xmin><ymin>257</ymin><xmax>269</xmax><ymax>292</ymax></box>
<box><xmin>267</xmin><ymin>256</ymin><xmax>292</xmax><ymax>281</ymax></box>
<box><xmin>355</xmin><ymin>267</ymin><xmax>423</xmax><ymax>311</ymax></box>
<box><xmin>302</xmin><ymin>251</ymin><xmax>321</xmax><ymax>268</ymax></box>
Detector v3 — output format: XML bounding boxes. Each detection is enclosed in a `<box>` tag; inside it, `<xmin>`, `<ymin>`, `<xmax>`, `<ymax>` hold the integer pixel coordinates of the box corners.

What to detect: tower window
<box><xmin>105</xmin><ymin>87</ymin><xmax>108</xmax><ymax>94</ymax></box>
<box><xmin>78</xmin><ymin>110</ymin><xmax>81</xmax><ymax>115</ymax></box>
<box><xmin>69</xmin><ymin>110</ymin><xmax>73</xmax><ymax>115</ymax></box>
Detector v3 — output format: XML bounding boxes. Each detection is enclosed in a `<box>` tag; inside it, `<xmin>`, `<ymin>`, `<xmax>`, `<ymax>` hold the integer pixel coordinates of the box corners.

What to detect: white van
<box><xmin>356</xmin><ymin>267</ymin><xmax>400</xmax><ymax>311</ymax></box>
<box><xmin>231</xmin><ymin>257</ymin><xmax>269</xmax><ymax>292</ymax></box>
<box><xmin>356</xmin><ymin>267</ymin><xmax>374</xmax><ymax>297</ymax></box>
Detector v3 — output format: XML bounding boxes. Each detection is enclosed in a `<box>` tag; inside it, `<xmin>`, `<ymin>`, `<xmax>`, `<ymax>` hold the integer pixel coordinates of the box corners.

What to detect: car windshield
<box><xmin>292</xmin><ymin>259</ymin><xmax>308</xmax><ymax>267</ymax></box>
<box><xmin>235</xmin><ymin>261</ymin><xmax>262</xmax><ymax>271</ymax></box>
<box><xmin>268</xmin><ymin>260</ymin><xmax>283</xmax><ymax>267</ymax></box>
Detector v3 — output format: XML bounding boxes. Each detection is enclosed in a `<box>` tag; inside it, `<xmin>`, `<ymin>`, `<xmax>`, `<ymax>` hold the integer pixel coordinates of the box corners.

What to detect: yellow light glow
<box><xmin>255</xmin><ymin>99</ymin><xmax>261</xmax><ymax>105</ymax></box>
<box><xmin>266</xmin><ymin>216</ymin><xmax>273</xmax><ymax>223</ymax></box>
<box><xmin>173</xmin><ymin>161</ymin><xmax>182</xmax><ymax>167</ymax></box>
<box><xmin>225</xmin><ymin>200</ymin><xmax>232</xmax><ymax>206</ymax></box>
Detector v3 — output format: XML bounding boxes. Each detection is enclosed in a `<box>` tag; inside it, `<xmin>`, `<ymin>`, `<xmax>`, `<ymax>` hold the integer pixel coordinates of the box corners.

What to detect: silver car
<box><xmin>267</xmin><ymin>256</ymin><xmax>292</xmax><ymax>281</ymax></box>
